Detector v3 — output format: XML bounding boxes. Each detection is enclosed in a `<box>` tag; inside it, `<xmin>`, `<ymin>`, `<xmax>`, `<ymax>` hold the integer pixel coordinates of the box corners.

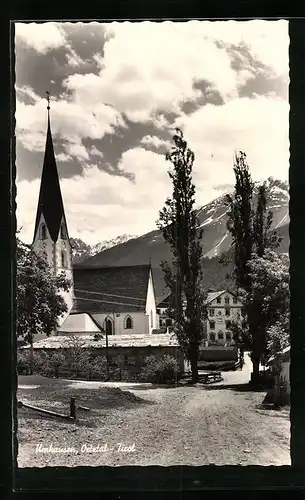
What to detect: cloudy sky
<box><xmin>15</xmin><ymin>20</ymin><xmax>289</xmax><ymax>245</ymax></box>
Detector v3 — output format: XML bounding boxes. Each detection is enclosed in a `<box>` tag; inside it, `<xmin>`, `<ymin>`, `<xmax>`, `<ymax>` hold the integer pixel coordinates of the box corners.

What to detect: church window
<box><xmin>60</xmin><ymin>224</ymin><xmax>66</xmax><ymax>240</ymax></box>
<box><xmin>61</xmin><ymin>251</ymin><xmax>66</xmax><ymax>269</ymax></box>
<box><xmin>150</xmin><ymin>310</ymin><xmax>154</xmax><ymax>327</ymax></box>
<box><xmin>41</xmin><ymin>224</ymin><xmax>47</xmax><ymax>240</ymax></box>
<box><xmin>124</xmin><ymin>316</ymin><xmax>133</xmax><ymax>330</ymax></box>
<box><xmin>225</xmin><ymin>296</ymin><xmax>230</xmax><ymax>304</ymax></box>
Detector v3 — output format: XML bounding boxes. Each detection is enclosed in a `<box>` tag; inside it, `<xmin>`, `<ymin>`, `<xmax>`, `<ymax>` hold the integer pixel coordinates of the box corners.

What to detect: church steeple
<box><xmin>32</xmin><ymin>91</ymin><xmax>74</xmax><ymax>328</ymax></box>
<box><xmin>32</xmin><ymin>92</ymin><xmax>67</xmax><ymax>243</ymax></box>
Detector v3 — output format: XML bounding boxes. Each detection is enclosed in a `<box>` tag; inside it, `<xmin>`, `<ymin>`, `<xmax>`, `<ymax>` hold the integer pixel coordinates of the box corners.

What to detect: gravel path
<box><xmin>17</xmin><ymin>355</ymin><xmax>290</xmax><ymax>467</ymax></box>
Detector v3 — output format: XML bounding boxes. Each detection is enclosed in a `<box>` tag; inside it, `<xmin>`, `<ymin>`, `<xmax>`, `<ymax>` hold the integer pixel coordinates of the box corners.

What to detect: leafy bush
<box><xmin>139</xmin><ymin>354</ymin><xmax>180</xmax><ymax>384</ymax></box>
<box><xmin>17</xmin><ymin>349</ymin><xmax>31</xmax><ymax>374</ymax></box>
<box><xmin>88</xmin><ymin>357</ymin><xmax>109</xmax><ymax>380</ymax></box>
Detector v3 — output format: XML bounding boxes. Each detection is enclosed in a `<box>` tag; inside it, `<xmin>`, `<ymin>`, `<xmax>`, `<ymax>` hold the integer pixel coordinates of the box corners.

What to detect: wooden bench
<box><xmin>200</xmin><ymin>371</ymin><xmax>223</xmax><ymax>384</ymax></box>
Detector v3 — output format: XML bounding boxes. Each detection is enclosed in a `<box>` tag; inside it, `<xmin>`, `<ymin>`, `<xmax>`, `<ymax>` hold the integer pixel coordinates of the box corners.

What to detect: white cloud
<box><xmin>16</xmin><ymin>147</ymin><xmax>172</xmax><ymax>245</ymax></box>
<box><xmin>60</xmin><ymin>20</ymin><xmax>288</xmax><ymax>128</ymax></box>
<box><xmin>65</xmin><ymin>141</ymin><xmax>90</xmax><ymax>160</ymax></box>
<box><xmin>16</xmin><ymin>92</ymin><xmax>125</xmax><ymax>158</ymax></box>
<box><xmin>57</xmin><ymin>152</ymin><xmax>73</xmax><ymax>162</ymax></box>
<box><xmin>90</xmin><ymin>146</ymin><xmax>104</xmax><ymax>158</ymax></box>
<box><xmin>66</xmin><ymin>47</ymin><xmax>84</xmax><ymax>67</ymax></box>
<box><xmin>174</xmin><ymin>95</ymin><xmax>289</xmax><ymax>203</ymax></box>
<box><xmin>140</xmin><ymin>135</ymin><xmax>171</xmax><ymax>151</ymax></box>
<box><xmin>15</xmin><ymin>20</ymin><xmax>289</xmax><ymax>245</ymax></box>
<box><xmin>15</xmin><ymin>22</ymin><xmax>67</xmax><ymax>53</ymax></box>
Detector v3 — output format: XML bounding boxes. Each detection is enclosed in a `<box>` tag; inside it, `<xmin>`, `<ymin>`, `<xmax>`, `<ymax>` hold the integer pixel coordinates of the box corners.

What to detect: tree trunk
<box><xmin>189</xmin><ymin>348</ymin><xmax>198</xmax><ymax>384</ymax></box>
<box><xmin>251</xmin><ymin>356</ymin><xmax>260</xmax><ymax>388</ymax></box>
<box><xmin>29</xmin><ymin>333</ymin><xmax>33</xmax><ymax>375</ymax></box>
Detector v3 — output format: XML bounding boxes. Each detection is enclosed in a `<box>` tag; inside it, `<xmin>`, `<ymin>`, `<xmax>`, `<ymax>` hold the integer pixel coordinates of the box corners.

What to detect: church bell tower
<box><xmin>32</xmin><ymin>92</ymin><xmax>74</xmax><ymax>327</ymax></box>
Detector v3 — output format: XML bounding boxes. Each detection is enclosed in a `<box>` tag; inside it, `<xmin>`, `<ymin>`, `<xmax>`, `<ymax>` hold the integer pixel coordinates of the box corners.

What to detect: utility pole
<box><xmin>105</xmin><ymin>322</ymin><xmax>109</xmax><ymax>380</ymax></box>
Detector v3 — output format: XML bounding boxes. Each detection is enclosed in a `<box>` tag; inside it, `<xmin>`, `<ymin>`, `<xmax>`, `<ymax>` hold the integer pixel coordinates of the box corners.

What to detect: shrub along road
<box><xmin>17</xmin><ymin>355</ymin><xmax>290</xmax><ymax>467</ymax></box>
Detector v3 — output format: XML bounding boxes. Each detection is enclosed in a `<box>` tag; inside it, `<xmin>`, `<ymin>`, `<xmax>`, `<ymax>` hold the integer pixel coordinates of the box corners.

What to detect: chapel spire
<box><xmin>32</xmin><ymin>91</ymin><xmax>67</xmax><ymax>243</ymax></box>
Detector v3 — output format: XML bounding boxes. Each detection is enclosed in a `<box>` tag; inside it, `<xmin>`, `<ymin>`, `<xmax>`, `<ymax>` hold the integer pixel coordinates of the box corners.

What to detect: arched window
<box><xmin>61</xmin><ymin>251</ymin><xmax>66</xmax><ymax>268</ymax></box>
<box><xmin>124</xmin><ymin>315</ymin><xmax>133</xmax><ymax>330</ymax></box>
<box><xmin>41</xmin><ymin>224</ymin><xmax>47</xmax><ymax>240</ymax></box>
<box><xmin>60</xmin><ymin>224</ymin><xmax>66</xmax><ymax>240</ymax></box>
<box><xmin>105</xmin><ymin>318</ymin><xmax>113</xmax><ymax>336</ymax></box>
<box><xmin>150</xmin><ymin>310</ymin><xmax>153</xmax><ymax>328</ymax></box>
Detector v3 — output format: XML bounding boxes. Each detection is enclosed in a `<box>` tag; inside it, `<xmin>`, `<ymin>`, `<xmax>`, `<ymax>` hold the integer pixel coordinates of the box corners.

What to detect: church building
<box><xmin>31</xmin><ymin>98</ymin><xmax>159</xmax><ymax>338</ymax></box>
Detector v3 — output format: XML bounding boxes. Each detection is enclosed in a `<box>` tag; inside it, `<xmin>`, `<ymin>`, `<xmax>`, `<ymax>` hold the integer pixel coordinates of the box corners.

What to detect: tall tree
<box><xmin>17</xmin><ymin>237</ymin><xmax>71</xmax><ymax>373</ymax></box>
<box><xmin>225</xmin><ymin>152</ymin><xmax>283</xmax><ymax>386</ymax></box>
<box><xmin>225</xmin><ymin>151</ymin><xmax>254</xmax><ymax>291</ymax></box>
<box><xmin>157</xmin><ymin>129</ymin><xmax>206</xmax><ymax>384</ymax></box>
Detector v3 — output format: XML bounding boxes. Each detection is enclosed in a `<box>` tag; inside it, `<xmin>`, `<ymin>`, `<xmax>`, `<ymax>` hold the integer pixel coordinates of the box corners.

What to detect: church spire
<box><xmin>32</xmin><ymin>92</ymin><xmax>67</xmax><ymax>243</ymax></box>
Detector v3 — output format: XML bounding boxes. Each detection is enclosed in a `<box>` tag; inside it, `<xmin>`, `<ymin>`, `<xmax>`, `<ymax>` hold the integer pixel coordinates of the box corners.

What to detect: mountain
<box><xmin>70</xmin><ymin>234</ymin><xmax>137</xmax><ymax>264</ymax></box>
<box><xmin>75</xmin><ymin>178</ymin><xmax>289</xmax><ymax>302</ymax></box>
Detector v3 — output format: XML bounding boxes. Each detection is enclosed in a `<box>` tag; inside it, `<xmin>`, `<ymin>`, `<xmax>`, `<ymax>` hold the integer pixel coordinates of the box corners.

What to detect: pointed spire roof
<box><xmin>33</xmin><ymin>95</ymin><xmax>67</xmax><ymax>243</ymax></box>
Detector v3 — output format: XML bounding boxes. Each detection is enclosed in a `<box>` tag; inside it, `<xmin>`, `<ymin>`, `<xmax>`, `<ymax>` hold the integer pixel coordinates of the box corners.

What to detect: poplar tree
<box><xmin>157</xmin><ymin>129</ymin><xmax>206</xmax><ymax>384</ymax></box>
<box><xmin>225</xmin><ymin>153</ymin><xmax>283</xmax><ymax>386</ymax></box>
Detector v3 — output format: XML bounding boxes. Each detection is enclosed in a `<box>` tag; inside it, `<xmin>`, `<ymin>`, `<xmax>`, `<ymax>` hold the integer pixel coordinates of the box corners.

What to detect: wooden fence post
<box><xmin>70</xmin><ymin>397</ymin><xmax>76</xmax><ymax>419</ymax></box>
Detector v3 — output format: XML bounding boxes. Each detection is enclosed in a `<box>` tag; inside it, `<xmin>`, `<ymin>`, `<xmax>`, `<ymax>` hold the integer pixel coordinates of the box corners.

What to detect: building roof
<box><xmin>267</xmin><ymin>345</ymin><xmax>290</xmax><ymax>365</ymax></box>
<box><xmin>72</xmin><ymin>265</ymin><xmax>151</xmax><ymax>313</ymax></box>
<box><xmin>205</xmin><ymin>289</ymin><xmax>238</xmax><ymax>305</ymax></box>
<box><xmin>33</xmin><ymin>111</ymin><xmax>68</xmax><ymax>243</ymax></box>
<box><xmin>25</xmin><ymin>333</ymin><xmax>179</xmax><ymax>349</ymax></box>
<box><xmin>58</xmin><ymin>312</ymin><xmax>101</xmax><ymax>333</ymax></box>
<box><xmin>206</xmin><ymin>290</ymin><xmax>226</xmax><ymax>304</ymax></box>
<box><xmin>157</xmin><ymin>293</ymin><xmax>171</xmax><ymax>308</ymax></box>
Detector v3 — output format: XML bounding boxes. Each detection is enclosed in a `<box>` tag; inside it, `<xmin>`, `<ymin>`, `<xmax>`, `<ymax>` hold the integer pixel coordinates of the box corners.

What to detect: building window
<box><xmin>61</xmin><ymin>251</ymin><xmax>66</xmax><ymax>268</ymax></box>
<box><xmin>225</xmin><ymin>320</ymin><xmax>232</xmax><ymax>329</ymax></box>
<box><xmin>225</xmin><ymin>308</ymin><xmax>230</xmax><ymax>316</ymax></box>
<box><xmin>210</xmin><ymin>321</ymin><xmax>215</xmax><ymax>330</ymax></box>
<box><xmin>226</xmin><ymin>332</ymin><xmax>232</xmax><ymax>341</ymax></box>
<box><xmin>209</xmin><ymin>308</ymin><xmax>215</xmax><ymax>316</ymax></box>
<box><xmin>210</xmin><ymin>333</ymin><xmax>216</xmax><ymax>342</ymax></box>
<box><xmin>150</xmin><ymin>310</ymin><xmax>153</xmax><ymax>327</ymax></box>
<box><xmin>60</xmin><ymin>224</ymin><xmax>66</xmax><ymax>240</ymax></box>
<box><xmin>217</xmin><ymin>297</ymin><xmax>221</xmax><ymax>304</ymax></box>
<box><xmin>41</xmin><ymin>224</ymin><xmax>47</xmax><ymax>240</ymax></box>
<box><xmin>233</xmin><ymin>297</ymin><xmax>238</xmax><ymax>304</ymax></box>
<box><xmin>124</xmin><ymin>315</ymin><xmax>133</xmax><ymax>330</ymax></box>
<box><xmin>218</xmin><ymin>331</ymin><xmax>224</xmax><ymax>340</ymax></box>
<box><xmin>202</xmin><ymin>332</ymin><xmax>207</xmax><ymax>339</ymax></box>
<box><xmin>156</xmin><ymin>308</ymin><xmax>160</xmax><ymax>315</ymax></box>
<box><xmin>105</xmin><ymin>318</ymin><xmax>113</xmax><ymax>336</ymax></box>
<box><xmin>225</xmin><ymin>297</ymin><xmax>230</xmax><ymax>304</ymax></box>
<box><xmin>165</xmin><ymin>318</ymin><xmax>172</xmax><ymax>327</ymax></box>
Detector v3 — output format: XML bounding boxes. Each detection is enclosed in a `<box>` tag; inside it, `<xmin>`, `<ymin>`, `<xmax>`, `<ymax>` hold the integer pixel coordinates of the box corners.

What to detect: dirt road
<box><xmin>17</xmin><ymin>355</ymin><xmax>290</xmax><ymax>467</ymax></box>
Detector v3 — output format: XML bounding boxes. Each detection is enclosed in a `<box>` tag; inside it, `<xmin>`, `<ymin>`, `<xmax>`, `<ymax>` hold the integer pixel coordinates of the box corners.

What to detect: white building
<box><xmin>204</xmin><ymin>290</ymin><xmax>243</xmax><ymax>346</ymax></box>
<box><xmin>266</xmin><ymin>346</ymin><xmax>290</xmax><ymax>404</ymax></box>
